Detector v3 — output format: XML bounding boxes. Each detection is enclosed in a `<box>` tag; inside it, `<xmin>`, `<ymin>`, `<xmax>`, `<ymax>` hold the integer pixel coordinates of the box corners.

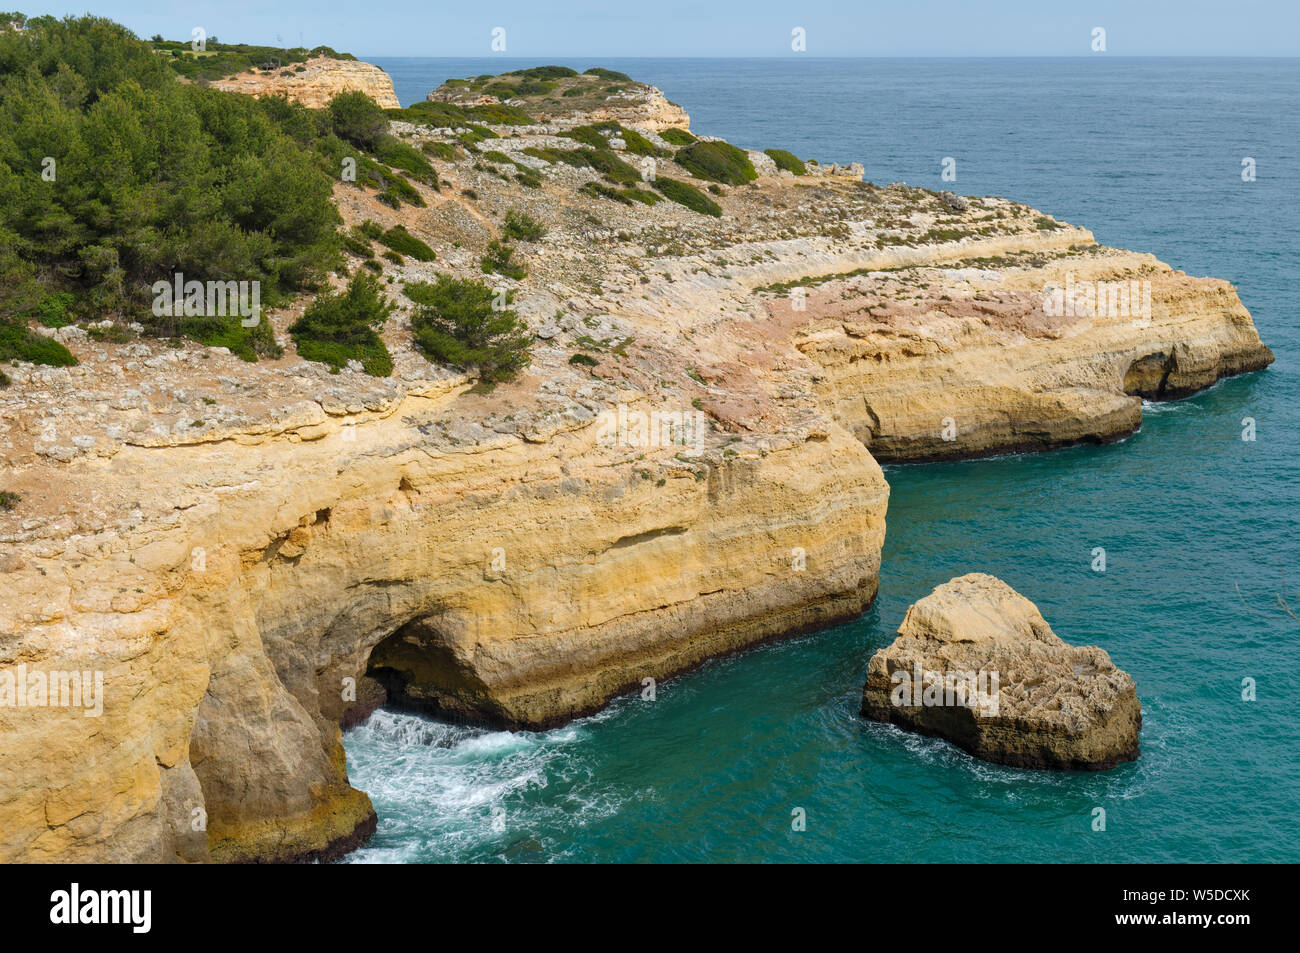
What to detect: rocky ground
<box><xmin>0</xmin><ymin>63</ymin><xmax>1271</xmax><ymax>862</ymax></box>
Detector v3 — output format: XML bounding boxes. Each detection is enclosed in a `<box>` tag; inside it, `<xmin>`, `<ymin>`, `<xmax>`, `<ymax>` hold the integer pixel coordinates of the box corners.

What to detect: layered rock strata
<box><xmin>211</xmin><ymin>56</ymin><xmax>400</xmax><ymax>109</ymax></box>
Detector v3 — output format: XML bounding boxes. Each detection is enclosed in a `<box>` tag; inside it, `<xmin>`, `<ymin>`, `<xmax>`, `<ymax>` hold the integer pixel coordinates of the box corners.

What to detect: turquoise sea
<box><xmin>344</xmin><ymin>58</ymin><xmax>1299</xmax><ymax>862</ymax></box>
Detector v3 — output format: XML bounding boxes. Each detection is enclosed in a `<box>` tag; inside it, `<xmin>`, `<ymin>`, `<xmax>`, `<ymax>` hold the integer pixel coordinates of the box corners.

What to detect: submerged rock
<box><xmin>860</xmin><ymin>573</ymin><xmax>1140</xmax><ymax>769</ymax></box>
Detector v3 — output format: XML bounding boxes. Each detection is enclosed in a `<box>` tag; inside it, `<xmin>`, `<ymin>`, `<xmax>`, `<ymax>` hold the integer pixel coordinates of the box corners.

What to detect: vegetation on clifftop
<box><xmin>431</xmin><ymin>65</ymin><xmax>646</xmax><ymax>115</ymax></box>
<box><xmin>0</xmin><ymin>13</ymin><xmax>343</xmax><ymax>360</ymax></box>
<box><xmin>653</xmin><ymin>177</ymin><xmax>723</xmax><ymax>217</ymax></box>
<box><xmin>660</xmin><ymin>128</ymin><xmax>696</xmax><ymax>146</ymax></box>
<box><xmin>288</xmin><ymin>272</ymin><xmax>395</xmax><ymax>376</ymax></box>
<box><xmin>406</xmin><ymin>276</ymin><xmax>532</xmax><ymax>382</ymax></box>
<box><xmin>764</xmin><ymin>148</ymin><xmax>807</xmax><ymax>175</ymax></box>
<box><xmin>674</xmin><ymin>140</ymin><xmax>757</xmax><ymax>185</ymax></box>
<box><xmin>147</xmin><ymin>35</ymin><xmax>356</xmax><ymax>84</ymax></box>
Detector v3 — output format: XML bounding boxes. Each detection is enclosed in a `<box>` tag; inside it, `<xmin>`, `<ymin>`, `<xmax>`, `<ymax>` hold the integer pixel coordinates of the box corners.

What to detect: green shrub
<box><xmin>173</xmin><ymin>314</ymin><xmax>281</xmax><ymax>363</ymax></box>
<box><xmin>568</xmin><ymin>352</ymin><xmax>598</xmax><ymax>366</ymax></box>
<box><xmin>522</xmin><ymin>146</ymin><xmax>576</xmax><ymax>165</ymax></box>
<box><xmin>584</xmin><ymin>149</ymin><xmax>642</xmax><ymax>185</ymax></box>
<box><xmin>86</xmin><ymin>323</ymin><xmax>133</xmax><ymax>343</ymax></box>
<box><xmin>561</xmin><ymin>122</ymin><xmax>662</xmax><ymax>158</ymax></box>
<box><xmin>329</xmin><ymin>91</ymin><xmax>389</xmax><ymax>151</ymax></box>
<box><xmin>513</xmin><ymin>168</ymin><xmax>542</xmax><ymax>189</ymax></box>
<box><xmin>379</xmin><ymin>226</ymin><xmax>436</xmax><ymax>262</ymax></box>
<box><xmin>653</xmin><ymin>178</ymin><xmax>722</xmax><ymax>217</ymax></box>
<box><xmin>0</xmin><ymin>490</ymin><xmax>19</xmax><ymax>510</ymax></box>
<box><xmin>23</xmin><ymin>292</ymin><xmax>78</xmax><ymax>328</ymax></box>
<box><xmin>421</xmin><ymin>141</ymin><xmax>460</xmax><ymax>161</ymax></box>
<box><xmin>580</xmin><ymin>182</ymin><xmax>661</xmax><ymax>206</ymax></box>
<box><xmin>375</xmin><ymin>172</ymin><xmax>426</xmax><ymax>209</ymax></box>
<box><xmin>560</xmin><ymin>126</ymin><xmax>609</xmax><ymax>149</ymax></box>
<box><xmin>581</xmin><ymin>182</ymin><xmax>631</xmax><ymax>205</ymax></box>
<box><xmin>623</xmin><ymin>187</ymin><xmax>661</xmax><ymax>206</ymax></box>
<box><xmin>509</xmin><ymin>65</ymin><xmax>579</xmax><ymax>80</ymax></box>
<box><xmin>675</xmin><ymin>140</ymin><xmax>757</xmax><ymax>184</ymax></box>
<box><xmin>374</xmin><ymin>138</ymin><xmax>439</xmax><ymax>188</ymax></box>
<box><xmin>583</xmin><ymin>67</ymin><xmax>632</xmax><ymax>82</ymax></box>
<box><xmin>342</xmin><ymin>232</ymin><xmax>373</xmax><ymax>257</ymax></box>
<box><xmin>288</xmin><ymin>272</ymin><xmax>395</xmax><ymax>376</ymax></box>
<box><xmin>481</xmin><ymin>241</ymin><xmax>526</xmax><ymax>280</ymax></box>
<box><xmin>764</xmin><ymin>148</ymin><xmax>806</xmax><ymax>175</ymax></box>
<box><xmin>396</xmin><ymin>100</ymin><xmax>532</xmax><ymax>127</ymax></box>
<box><xmin>615</xmin><ymin>127</ymin><xmax>662</xmax><ymax>157</ymax></box>
<box><xmin>660</xmin><ymin>128</ymin><xmax>696</xmax><ymax>146</ymax></box>
<box><xmin>0</xmin><ymin>321</ymin><xmax>78</xmax><ymax>367</ymax></box>
<box><xmin>406</xmin><ymin>276</ymin><xmax>532</xmax><ymax>381</ymax></box>
<box><xmin>502</xmin><ymin>210</ymin><xmax>547</xmax><ymax>242</ymax></box>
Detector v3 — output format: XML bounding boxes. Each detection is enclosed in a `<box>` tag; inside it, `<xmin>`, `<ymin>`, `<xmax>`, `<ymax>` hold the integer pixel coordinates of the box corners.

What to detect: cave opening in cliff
<box><xmin>351</xmin><ymin>616</ymin><xmax>495</xmax><ymax>728</ymax></box>
<box><xmin>1122</xmin><ymin>349</ymin><xmax>1177</xmax><ymax>399</ymax></box>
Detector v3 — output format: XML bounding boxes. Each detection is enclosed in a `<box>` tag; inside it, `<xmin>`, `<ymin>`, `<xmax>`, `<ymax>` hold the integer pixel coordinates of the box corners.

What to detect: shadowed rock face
<box><xmin>861</xmin><ymin>573</ymin><xmax>1141</xmax><ymax>770</ymax></box>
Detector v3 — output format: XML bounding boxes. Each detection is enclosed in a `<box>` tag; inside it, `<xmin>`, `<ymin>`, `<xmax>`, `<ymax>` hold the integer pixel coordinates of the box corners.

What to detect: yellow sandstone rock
<box><xmin>210</xmin><ymin>56</ymin><xmax>400</xmax><ymax>110</ymax></box>
<box><xmin>862</xmin><ymin>573</ymin><xmax>1141</xmax><ymax>769</ymax></box>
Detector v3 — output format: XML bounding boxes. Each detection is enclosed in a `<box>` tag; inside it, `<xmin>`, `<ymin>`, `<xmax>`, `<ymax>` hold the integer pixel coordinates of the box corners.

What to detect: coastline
<box><xmin>0</xmin><ymin>51</ymin><xmax>1275</xmax><ymax>864</ymax></box>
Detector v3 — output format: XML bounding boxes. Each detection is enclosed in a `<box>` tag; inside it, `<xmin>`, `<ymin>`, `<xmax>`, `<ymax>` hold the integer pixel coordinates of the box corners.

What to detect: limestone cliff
<box><xmin>0</xmin><ymin>66</ymin><xmax>1270</xmax><ymax>862</ymax></box>
<box><xmin>783</xmin><ymin>237</ymin><xmax>1272</xmax><ymax>461</ymax></box>
<box><xmin>210</xmin><ymin>56</ymin><xmax>400</xmax><ymax>110</ymax></box>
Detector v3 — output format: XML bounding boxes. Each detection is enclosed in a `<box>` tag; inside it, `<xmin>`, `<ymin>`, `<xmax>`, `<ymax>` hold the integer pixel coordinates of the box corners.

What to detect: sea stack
<box><xmin>861</xmin><ymin>573</ymin><xmax>1141</xmax><ymax>769</ymax></box>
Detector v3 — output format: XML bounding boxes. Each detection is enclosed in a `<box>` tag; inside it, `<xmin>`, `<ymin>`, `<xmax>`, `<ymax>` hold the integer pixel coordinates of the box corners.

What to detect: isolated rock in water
<box><xmin>860</xmin><ymin>573</ymin><xmax>1140</xmax><ymax>769</ymax></box>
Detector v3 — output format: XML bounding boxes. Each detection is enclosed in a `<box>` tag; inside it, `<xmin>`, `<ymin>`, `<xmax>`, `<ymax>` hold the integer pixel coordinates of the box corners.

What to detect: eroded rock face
<box><xmin>861</xmin><ymin>573</ymin><xmax>1141</xmax><ymax>769</ymax></box>
<box><xmin>0</xmin><ymin>379</ymin><xmax>886</xmax><ymax>862</ymax></box>
<box><xmin>210</xmin><ymin>56</ymin><xmax>400</xmax><ymax>110</ymax></box>
<box><xmin>786</xmin><ymin>240</ymin><xmax>1273</xmax><ymax>462</ymax></box>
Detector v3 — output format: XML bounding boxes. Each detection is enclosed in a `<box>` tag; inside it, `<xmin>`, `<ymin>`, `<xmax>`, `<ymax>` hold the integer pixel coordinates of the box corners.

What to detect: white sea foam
<box><xmin>341</xmin><ymin>708</ymin><xmax>617</xmax><ymax>862</ymax></box>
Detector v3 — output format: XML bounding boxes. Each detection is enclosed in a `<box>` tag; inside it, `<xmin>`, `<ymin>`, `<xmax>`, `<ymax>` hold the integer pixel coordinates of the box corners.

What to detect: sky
<box><xmin>14</xmin><ymin>1</ymin><xmax>1300</xmax><ymax>57</ymax></box>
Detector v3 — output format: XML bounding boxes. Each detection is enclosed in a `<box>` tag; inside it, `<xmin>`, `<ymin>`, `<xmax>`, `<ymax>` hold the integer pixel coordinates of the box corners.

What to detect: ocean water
<box><xmin>344</xmin><ymin>58</ymin><xmax>1299</xmax><ymax>863</ymax></box>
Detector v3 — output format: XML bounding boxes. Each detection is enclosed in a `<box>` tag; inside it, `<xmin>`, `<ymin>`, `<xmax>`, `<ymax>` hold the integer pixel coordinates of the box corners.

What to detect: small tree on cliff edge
<box><xmin>406</xmin><ymin>275</ymin><xmax>532</xmax><ymax>383</ymax></box>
